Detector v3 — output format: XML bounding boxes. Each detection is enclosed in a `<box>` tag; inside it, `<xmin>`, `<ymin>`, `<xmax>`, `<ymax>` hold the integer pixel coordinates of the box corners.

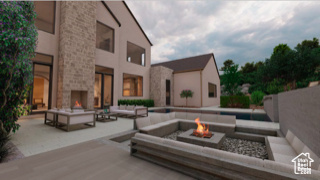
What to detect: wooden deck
<box><xmin>0</xmin><ymin>140</ymin><xmax>194</xmax><ymax>180</ymax></box>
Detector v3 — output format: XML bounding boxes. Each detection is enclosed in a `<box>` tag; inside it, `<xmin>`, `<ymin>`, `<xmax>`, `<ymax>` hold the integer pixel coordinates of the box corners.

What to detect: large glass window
<box><xmin>127</xmin><ymin>42</ymin><xmax>145</xmax><ymax>66</ymax></box>
<box><xmin>208</xmin><ymin>83</ymin><xmax>217</xmax><ymax>98</ymax></box>
<box><xmin>123</xmin><ymin>74</ymin><xmax>143</xmax><ymax>97</ymax></box>
<box><xmin>34</xmin><ymin>1</ymin><xmax>55</xmax><ymax>34</ymax></box>
<box><xmin>96</xmin><ymin>21</ymin><xmax>114</xmax><ymax>53</ymax></box>
<box><xmin>94</xmin><ymin>66</ymin><xmax>113</xmax><ymax>109</ymax></box>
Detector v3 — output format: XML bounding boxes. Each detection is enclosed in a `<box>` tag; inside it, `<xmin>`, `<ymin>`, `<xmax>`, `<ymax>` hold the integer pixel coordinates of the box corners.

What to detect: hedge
<box><xmin>220</xmin><ymin>96</ymin><xmax>250</xmax><ymax>108</ymax></box>
<box><xmin>118</xmin><ymin>99</ymin><xmax>154</xmax><ymax>107</ymax></box>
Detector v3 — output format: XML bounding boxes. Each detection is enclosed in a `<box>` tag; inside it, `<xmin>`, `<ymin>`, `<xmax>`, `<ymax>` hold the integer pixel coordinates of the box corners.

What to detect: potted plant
<box><xmin>180</xmin><ymin>89</ymin><xmax>194</xmax><ymax>107</ymax></box>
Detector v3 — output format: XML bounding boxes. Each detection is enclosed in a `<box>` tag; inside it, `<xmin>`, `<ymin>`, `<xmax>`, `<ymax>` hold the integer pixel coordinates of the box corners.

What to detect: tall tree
<box><xmin>220</xmin><ymin>59</ymin><xmax>234</xmax><ymax>71</ymax></box>
<box><xmin>222</xmin><ymin>64</ymin><xmax>240</xmax><ymax>95</ymax></box>
<box><xmin>0</xmin><ymin>1</ymin><xmax>38</xmax><ymax>133</ymax></box>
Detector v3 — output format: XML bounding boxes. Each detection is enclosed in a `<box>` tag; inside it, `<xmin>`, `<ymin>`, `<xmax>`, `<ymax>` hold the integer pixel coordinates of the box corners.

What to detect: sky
<box><xmin>126</xmin><ymin>0</ymin><xmax>320</xmax><ymax>71</ymax></box>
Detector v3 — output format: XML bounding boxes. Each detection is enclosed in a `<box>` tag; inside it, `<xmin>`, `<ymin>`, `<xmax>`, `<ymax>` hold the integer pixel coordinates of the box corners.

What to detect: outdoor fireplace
<box><xmin>71</xmin><ymin>91</ymin><xmax>88</xmax><ymax>109</ymax></box>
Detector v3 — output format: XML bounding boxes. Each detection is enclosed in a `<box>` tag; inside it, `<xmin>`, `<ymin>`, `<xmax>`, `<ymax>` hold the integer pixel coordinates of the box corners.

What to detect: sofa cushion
<box><xmin>134</xmin><ymin>133</ymin><xmax>164</xmax><ymax>144</ymax></box>
<box><xmin>285</xmin><ymin>130</ymin><xmax>295</xmax><ymax>145</ymax></box>
<box><xmin>175</xmin><ymin>112</ymin><xmax>187</xmax><ymax>119</ymax></box>
<box><xmin>140</xmin><ymin>120</ymin><xmax>179</xmax><ymax>137</ymax></box>
<box><xmin>126</xmin><ymin>105</ymin><xmax>135</xmax><ymax>110</ymax></box>
<box><xmin>291</xmin><ymin>136</ymin><xmax>304</xmax><ymax>154</ymax></box>
<box><xmin>267</xmin><ymin>136</ymin><xmax>289</xmax><ymax>145</ymax></box>
<box><xmin>119</xmin><ymin>105</ymin><xmax>126</xmax><ymax>110</ymax></box>
<box><xmin>160</xmin><ymin>114</ymin><xmax>170</xmax><ymax>122</ymax></box>
<box><xmin>217</xmin><ymin>115</ymin><xmax>236</xmax><ymax>124</ymax></box>
<box><xmin>163</xmin><ymin>139</ymin><xmax>203</xmax><ymax>152</ymax></box>
<box><xmin>136</xmin><ymin>117</ymin><xmax>151</xmax><ymax>129</ymax></box>
<box><xmin>200</xmin><ymin>114</ymin><xmax>218</xmax><ymax>122</ymax></box>
<box><xmin>149</xmin><ymin>113</ymin><xmax>163</xmax><ymax>125</ymax></box>
<box><xmin>186</xmin><ymin>112</ymin><xmax>201</xmax><ymax>120</ymax></box>
<box><xmin>168</xmin><ymin>112</ymin><xmax>175</xmax><ymax>120</ymax></box>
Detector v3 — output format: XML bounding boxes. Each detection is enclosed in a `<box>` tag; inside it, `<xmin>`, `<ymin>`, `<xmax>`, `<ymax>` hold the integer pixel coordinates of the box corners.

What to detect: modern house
<box><xmin>151</xmin><ymin>53</ymin><xmax>220</xmax><ymax>107</ymax></box>
<box><xmin>29</xmin><ymin>1</ymin><xmax>152</xmax><ymax>113</ymax></box>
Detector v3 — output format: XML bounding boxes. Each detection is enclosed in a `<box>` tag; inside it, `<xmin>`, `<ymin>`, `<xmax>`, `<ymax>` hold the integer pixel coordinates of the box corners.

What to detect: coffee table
<box><xmin>95</xmin><ymin>112</ymin><xmax>117</xmax><ymax>122</ymax></box>
<box><xmin>177</xmin><ymin>129</ymin><xmax>226</xmax><ymax>149</ymax></box>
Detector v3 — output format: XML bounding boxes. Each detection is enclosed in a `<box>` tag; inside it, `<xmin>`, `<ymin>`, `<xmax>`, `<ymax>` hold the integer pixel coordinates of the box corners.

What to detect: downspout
<box><xmin>200</xmin><ymin>70</ymin><xmax>203</xmax><ymax>107</ymax></box>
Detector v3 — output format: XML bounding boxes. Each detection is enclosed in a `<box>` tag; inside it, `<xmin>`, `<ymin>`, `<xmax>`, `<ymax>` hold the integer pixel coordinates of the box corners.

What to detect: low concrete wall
<box><xmin>278</xmin><ymin>86</ymin><xmax>320</xmax><ymax>158</ymax></box>
<box><xmin>263</xmin><ymin>95</ymin><xmax>279</xmax><ymax>122</ymax></box>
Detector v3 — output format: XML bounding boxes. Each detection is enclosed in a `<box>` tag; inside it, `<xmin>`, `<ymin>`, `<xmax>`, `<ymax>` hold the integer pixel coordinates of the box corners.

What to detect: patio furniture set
<box><xmin>44</xmin><ymin>105</ymin><xmax>148</xmax><ymax>132</ymax></box>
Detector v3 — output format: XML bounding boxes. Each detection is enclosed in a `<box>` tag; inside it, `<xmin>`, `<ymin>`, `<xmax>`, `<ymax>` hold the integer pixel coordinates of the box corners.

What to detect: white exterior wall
<box><xmin>201</xmin><ymin>56</ymin><xmax>220</xmax><ymax>107</ymax></box>
<box><xmin>107</xmin><ymin>2</ymin><xmax>151</xmax><ymax>101</ymax></box>
<box><xmin>173</xmin><ymin>71</ymin><xmax>201</xmax><ymax>107</ymax></box>
<box><xmin>35</xmin><ymin>2</ymin><xmax>60</xmax><ymax>108</ymax></box>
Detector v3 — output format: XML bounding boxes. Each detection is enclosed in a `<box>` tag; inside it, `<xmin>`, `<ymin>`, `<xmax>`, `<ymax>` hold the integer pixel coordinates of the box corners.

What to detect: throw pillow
<box><xmin>119</xmin><ymin>105</ymin><xmax>126</xmax><ymax>110</ymax></box>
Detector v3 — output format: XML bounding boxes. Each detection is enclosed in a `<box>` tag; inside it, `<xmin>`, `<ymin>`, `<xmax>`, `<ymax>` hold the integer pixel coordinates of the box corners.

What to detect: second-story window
<box><xmin>34</xmin><ymin>1</ymin><xmax>56</xmax><ymax>34</ymax></box>
<box><xmin>96</xmin><ymin>21</ymin><xmax>114</xmax><ymax>53</ymax></box>
<box><xmin>127</xmin><ymin>42</ymin><xmax>145</xmax><ymax>66</ymax></box>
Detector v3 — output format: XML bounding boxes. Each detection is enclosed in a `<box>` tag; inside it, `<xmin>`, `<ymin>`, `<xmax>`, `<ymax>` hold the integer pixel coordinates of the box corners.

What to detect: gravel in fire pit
<box><xmin>221</xmin><ymin>138</ymin><xmax>268</xmax><ymax>159</ymax></box>
<box><xmin>162</xmin><ymin>131</ymin><xmax>268</xmax><ymax>160</ymax></box>
<box><xmin>162</xmin><ymin>130</ymin><xmax>185</xmax><ymax>140</ymax></box>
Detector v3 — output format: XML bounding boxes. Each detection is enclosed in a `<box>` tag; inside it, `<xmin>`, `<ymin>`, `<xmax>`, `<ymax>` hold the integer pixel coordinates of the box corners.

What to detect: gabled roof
<box><xmin>122</xmin><ymin>1</ymin><xmax>153</xmax><ymax>46</ymax></box>
<box><xmin>101</xmin><ymin>1</ymin><xmax>121</xmax><ymax>27</ymax></box>
<box><xmin>152</xmin><ymin>53</ymin><xmax>219</xmax><ymax>77</ymax></box>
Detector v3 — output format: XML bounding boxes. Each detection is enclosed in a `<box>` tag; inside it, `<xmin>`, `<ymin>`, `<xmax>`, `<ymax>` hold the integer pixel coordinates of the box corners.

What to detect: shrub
<box><xmin>180</xmin><ymin>89</ymin><xmax>194</xmax><ymax>106</ymax></box>
<box><xmin>118</xmin><ymin>99</ymin><xmax>154</xmax><ymax>107</ymax></box>
<box><xmin>266</xmin><ymin>79</ymin><xmax>284</xmax><ymax>94</ymax></box>
<box><xmin>0</xmin><ymin>2</ymin><xmax>38</xmax><ymax>133</ymax></box>
<box><xmin>251</xmin><ymin>91</ymin><xmax>265</xmax><ymax>106</ymax></box>
<box><xmin>220</xmin><ymin>96</ymin><xmax>250</xmax><ymax>108</ymax></box>
<box><xmin>0</xmin><ymin>124</ymin><xmax>10</xmax><ymax>162</ymax></box>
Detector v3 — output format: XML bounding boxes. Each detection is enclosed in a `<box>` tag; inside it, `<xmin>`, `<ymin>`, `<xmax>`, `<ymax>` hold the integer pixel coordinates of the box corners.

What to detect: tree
<box><xmin>222</xmin><ymin>64</ymin><xmax>240</xmax><ymax>95</ymax></box>
<box><xmin>180</xmin><ymin>90</ymin><xmax>193</xmax><ymax>107</ymax></box>
<box><xmin>220</xmin><ymin>59</ymin><xmax>234</xmax><ymax>71</ymax></box>
<box><xmin>0</xmin><ymin>1</ymin><xmax>38</xmax><ymax>133</ymax></box>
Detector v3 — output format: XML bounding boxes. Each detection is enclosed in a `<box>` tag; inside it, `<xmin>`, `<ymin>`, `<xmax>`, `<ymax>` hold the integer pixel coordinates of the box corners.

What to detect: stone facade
<box><xmin>150</xmin><ymin>66</ymin><xmax>174</xmax><ymax>107</ymax></box>
<box><xmin>57</xmin><ymin>2</ymin><xmax>96</xmax><ymax>109</ymax></box>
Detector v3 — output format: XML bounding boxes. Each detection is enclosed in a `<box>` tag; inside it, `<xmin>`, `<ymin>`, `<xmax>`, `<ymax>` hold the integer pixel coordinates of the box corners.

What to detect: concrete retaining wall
<box><xmin>263</xmin><ymin>95</ymin><xmax>279</xmax><ymax>122</ymax></box>
<box><xmin>278</xmin><ymin>86</ymin><xmax>320</xmax><ymax>158</ymax></box>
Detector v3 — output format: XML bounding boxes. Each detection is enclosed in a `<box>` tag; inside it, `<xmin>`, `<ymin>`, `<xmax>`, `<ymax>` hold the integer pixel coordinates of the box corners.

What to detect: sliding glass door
<box><xmin>94</xmin><ymin>66</ymin><xmax>113</xmax><ymax>109</ymax></box>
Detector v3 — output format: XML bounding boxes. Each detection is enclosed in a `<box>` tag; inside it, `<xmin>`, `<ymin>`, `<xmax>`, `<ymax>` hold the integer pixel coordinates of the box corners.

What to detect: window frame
<box><xmin>208</xmin><ymin>83</ymin><xmax>217</xmax><ymax>98</ymax></box>
<box><xmin>122</xmin><ymin>73</ymin><xmax>143</xmax><ymax>97</ymax></box>
<box><xmin>126</xmin><ymin>41</ymin><xmax>146</xmax><ymax>67</ymax></box>
<box><xmin>34</xmin><ymin>1</ymin><xmax>56</xmax><ymax>34</ymax></box>
<box><xmin>96</xmin><ymin>21</ymin><xmax>115</xmax><ymax>53</ymax></box>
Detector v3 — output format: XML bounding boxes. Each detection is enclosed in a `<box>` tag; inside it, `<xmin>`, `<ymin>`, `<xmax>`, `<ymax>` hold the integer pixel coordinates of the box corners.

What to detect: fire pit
<box><xmin>73</xmin><ymin>101</ymin><xmax>83</xmax><ymax>109</ymax></box>
<box><xmin>192</xmin><ymin>118</ymin><xmax>213</xmax><ymax>138</ymax></box>
<box><xmin>177</xmin><ymin>118</ymin><xmax>226</xmax><ymax>149</ymax></box>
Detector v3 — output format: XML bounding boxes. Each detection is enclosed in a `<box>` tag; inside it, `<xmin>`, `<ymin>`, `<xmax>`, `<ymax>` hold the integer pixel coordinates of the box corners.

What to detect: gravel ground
<box><xmin>162</xmin><ymin>131</ymin><xmax>268</xmax><ymax>160</ymax></box>
<box><xmin>163</xmin><ymin>130</ymin><xmax>185</xmax><ymax>140</ymax></box>
<box><xmin>221</xmin><ymin>138</ymin><xmax>268</xmax><ymax>159</ymax></box>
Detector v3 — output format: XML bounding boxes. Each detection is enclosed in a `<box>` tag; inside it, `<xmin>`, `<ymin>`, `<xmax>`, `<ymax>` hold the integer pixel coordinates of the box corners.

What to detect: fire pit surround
<box><xmin>71</xmin><ymin>90</ymin><xmax>87</xmax><ymax>109</ymax></box>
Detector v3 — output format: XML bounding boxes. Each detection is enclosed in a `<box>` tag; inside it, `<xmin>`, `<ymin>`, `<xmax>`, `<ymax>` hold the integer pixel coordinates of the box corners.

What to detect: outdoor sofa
<box><xmin>266</xmin><ymin>130</ymin><xmax>320</xmax><ymax>170</ymax></box>
<box><xmin>110</xmin><ymin>105</ymin><xmax>148</xmax><ymax>119</ymax></box>
<box><xmin>45</xmin><ymin>109</ymin><xmax>95</xmax><ymax>132</ymax></box>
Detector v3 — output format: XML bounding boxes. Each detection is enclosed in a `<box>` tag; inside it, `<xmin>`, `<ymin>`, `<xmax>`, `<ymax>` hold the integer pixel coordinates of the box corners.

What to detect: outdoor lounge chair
<box><xmin>110</xmin><ymin>105</ymin><xmax>148</xmax><ymax>119</ymax></box>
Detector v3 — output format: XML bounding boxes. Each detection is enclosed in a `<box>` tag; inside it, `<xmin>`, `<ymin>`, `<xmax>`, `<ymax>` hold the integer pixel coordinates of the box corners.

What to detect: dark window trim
<box><xmin>101</xmin><ymin>1</ymin><xmax>121</xmax><ymax>27</ymax></box>
<box><xmin>94</xmin><ymin>68</ymin><xmax>114</xmax><ymax>109</ymax></box>
<box><xmin>30</xmin><ymin>53</ymin><xmax>53</xmax><ymax>114</ymax></box>
<box><xmin>126</xmin><ymin>41</ymin><xmax>146</xmax><ymax>67</ymax></box>
<box><xmin>96</xmin><ymin>21</ymin><xmax>115</xmax><ymax>53</ymax></box>
<box><xmin>32</xmin><ymin>52</ymin><xmax>54</xmax><ymax>65</ymax></box>
<box><xmin>208</xmin><ymin>82</ymin><xmax>217</xmax><ymax>98</ymax></box>
<box><xmin>35</xmin><ymin>1</ymin><xmax>56</xmax><ymax>34</ymax></box>
<box><xmin>122</xmin><ymin>73</ymin><xmax>143</xmax><ymax>97</ymax></box>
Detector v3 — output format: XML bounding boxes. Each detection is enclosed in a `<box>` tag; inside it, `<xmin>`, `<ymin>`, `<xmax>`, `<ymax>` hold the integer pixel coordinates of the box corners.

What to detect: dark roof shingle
<box><xmin>151</xmin><ymin>53</ymin><xmax>213</xmax><ymax>73</ymax></box>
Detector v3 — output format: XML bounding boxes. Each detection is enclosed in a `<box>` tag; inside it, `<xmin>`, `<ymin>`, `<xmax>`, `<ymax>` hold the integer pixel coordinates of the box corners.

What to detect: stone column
<box><xmin>57</xmin><ymin>1</ymin><xmax>96</xmax><ymax>109</ymax></box>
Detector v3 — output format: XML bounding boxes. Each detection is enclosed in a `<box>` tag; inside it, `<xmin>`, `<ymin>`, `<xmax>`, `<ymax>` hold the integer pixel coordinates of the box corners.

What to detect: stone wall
<box><xmin>57</xmin><ymin>2</ymin><xmax>96</xmax><ymax>109</ymax></box>
<box><xmin>263</xmin><ymin>95</ymin><xmax>279</xmax><ymax>122</ymax></box>
<box><xmin>278</xmin><ymin>86</ymin><xmax>320</xmax><ymax>157</ymax></box>
<box><xmin>150</xmin><ymin>66</ymin><xmax>174</xmax><ymax>107</ymax></box>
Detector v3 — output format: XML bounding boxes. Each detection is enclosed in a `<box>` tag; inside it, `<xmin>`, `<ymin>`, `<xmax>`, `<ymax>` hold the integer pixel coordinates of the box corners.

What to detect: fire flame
<box><xmin>75</xmin><ymin>101</ymin><xmax>82</xmax><ymax>107</ymax></box>
<box><xmin>195</xmin><ymin>117</ymin><xmax>209</xmax><ymax>135</ymax></box>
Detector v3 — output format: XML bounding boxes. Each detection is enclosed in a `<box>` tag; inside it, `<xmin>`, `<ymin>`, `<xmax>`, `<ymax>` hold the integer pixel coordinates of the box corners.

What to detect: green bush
<box><xmin>118</xmin><ymin>99</ymin><xmax>154</xmax><ymax>107</ymax></box>
<box><xmin>0</xmin><ymin>125</ymin><xmax>10</xmax><ymax>162</ymax></box>
<box><xmin>220</xmin><ymin>96</ymin><xmax>250</xmax><ymax>108</ymax></box>
<box><xmin>266</xmin><ymin>79</ymin><xmax>284</xmax><ymax>94</ymax></box>
<box><xmin>251</xmin><ymin>91</ymin><xmax>265</xmax><ymax>106</ymax></box>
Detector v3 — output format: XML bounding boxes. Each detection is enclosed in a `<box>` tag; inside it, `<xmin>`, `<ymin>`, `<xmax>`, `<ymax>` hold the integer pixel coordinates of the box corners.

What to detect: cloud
<box><xmin>126</xmin><ymin>1</ymin><xmax>320</xmax><ymax>69</ymax></box>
